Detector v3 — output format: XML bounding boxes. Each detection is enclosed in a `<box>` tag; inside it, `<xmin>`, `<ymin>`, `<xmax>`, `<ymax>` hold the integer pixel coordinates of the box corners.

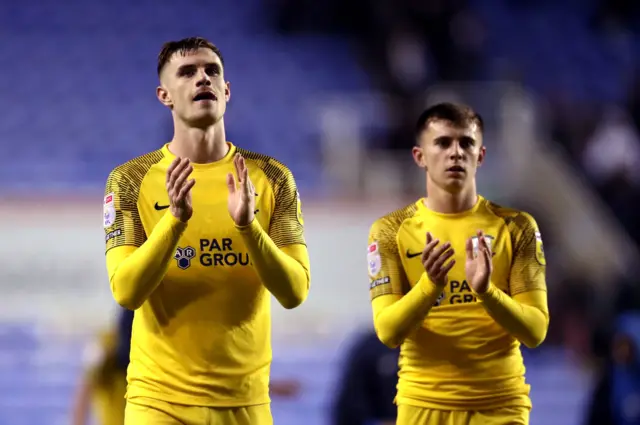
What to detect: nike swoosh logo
<box><xmin>154</xmin><ymin>202</ymin><xmax>170</xmax><ymax>211</ymax></box>
<box><xmin>406</xmin><ymin>250</ymin><xmax>421</xmax><ymax>259</ymax></box>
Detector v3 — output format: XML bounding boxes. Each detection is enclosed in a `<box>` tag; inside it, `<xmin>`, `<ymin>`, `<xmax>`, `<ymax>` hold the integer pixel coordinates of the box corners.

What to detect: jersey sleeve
<box><xmin>509</xmin><ymin>212</ymin><xmax>547</xmax><ymax>296</ymax></box>
<box><xmin>104</xmin><ymin>168</ymin><xmax>146</xmax><ymax>252</ymax></box>
<box><xmin>268</xmin><ymin>169</ymin><xmax>305</xmax><ymax>247</ymax></box>
<box><xmin>368</xmin><ymin>219</ymin><xmax>406</xmax><ymax>301</ymax></box>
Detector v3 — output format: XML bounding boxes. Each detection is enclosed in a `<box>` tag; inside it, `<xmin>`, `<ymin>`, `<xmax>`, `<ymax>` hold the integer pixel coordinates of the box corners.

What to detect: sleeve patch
<box><xmin>105</xmin><ymin>229</ymin><xmax>122</xmax><ymax>242</ymax></box>
<box><xmin>367</xmin><ymin>241</ymin><xmax>382</xmax><ymax>276</ymax></box>
<box><xmin>296</xmin><ymin>190</ymin><xmax>304</xmax><ymax>226</ymax></box>
<box><xmin>103</xmin><ymin>192</ymin><xmax>116</xmax><ymax>228</ymax></box>
<box><xmin>535</xmin><ymin>231</ymin><xmax>546</xmax><ymax>266</ymax></box>
<box><xmin>370</xmin><ymin>276</ymin><xmax>390</xmax><ymax>289</ymax></box>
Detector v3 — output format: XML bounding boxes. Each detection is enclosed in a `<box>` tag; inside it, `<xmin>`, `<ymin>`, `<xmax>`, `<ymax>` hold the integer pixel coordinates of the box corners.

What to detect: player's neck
<box><xmin>425</xmin><ymin>180</ymin><xmax>478</xmax><ymax>214</ymax></box>
<box><xmin>169</xmin><ymin>119</ymin><xmax>228</xmax><ymax>164</ymax></box>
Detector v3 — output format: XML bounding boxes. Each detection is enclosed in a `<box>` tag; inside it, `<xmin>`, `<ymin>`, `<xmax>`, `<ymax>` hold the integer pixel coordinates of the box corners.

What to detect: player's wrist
<box><xmin>235</xmin><ymin>217</ymin><xmax>259</xmax><ymax>231</ymax></box>
<box><xmin>165</xmin><ymin>210</ymin><xmax>189</xmax><ymax>228</ymax></box>
<box><xmin>418</xmin><ymin>273</ymin><xmax>446</xmax><ymax>297</ymax></box>
<box><xmin>169</xmin><ymin>207</ymin><xmax>191</xmax><ymax>223</ymax></box>
<box><xmin>474</xmin><ymin>283</ymin><xmax>496</xmax><ymax>299</ymax></box>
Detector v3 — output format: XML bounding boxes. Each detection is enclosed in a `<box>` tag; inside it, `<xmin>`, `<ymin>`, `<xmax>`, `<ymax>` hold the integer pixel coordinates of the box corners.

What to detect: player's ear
<box><xmin>412</xmin><ymin>146</ymin><xmax>426</xmax><ymax>169</ymax></box>
<box><xmin>476</xmin><ymin>145</ymin><xmax>486</xmax><ymax>167</ymax></box>
<box><xmin>224</xmin><ymin>81</ymin><xmax>231</xmax><ymax>102</ymax></box>
<box><xmin>156</xmin><ymin>85</ymin><xmax>173</xmax><ymax>108</ymax></box>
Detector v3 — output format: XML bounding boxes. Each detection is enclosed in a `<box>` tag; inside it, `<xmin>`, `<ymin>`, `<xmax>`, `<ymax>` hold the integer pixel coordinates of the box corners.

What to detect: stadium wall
<box><xmin>0</xmin><ymin>198</ymin><xmax>394</xmax><ymax>342</ymax></box>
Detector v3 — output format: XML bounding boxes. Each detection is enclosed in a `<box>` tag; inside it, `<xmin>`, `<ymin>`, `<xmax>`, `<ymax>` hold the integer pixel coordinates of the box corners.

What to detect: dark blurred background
<box><xmin>2</xmin><ymin>0</ymin><xmax>640</xmax><ymax>424</ymax></box>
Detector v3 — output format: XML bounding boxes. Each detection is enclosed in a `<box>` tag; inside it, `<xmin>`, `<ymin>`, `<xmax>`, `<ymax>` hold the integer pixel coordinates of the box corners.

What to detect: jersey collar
<box><xmin>161</xmin><ymin>142</ymin><xmax>236</xmax><ymax>170</ymax></box>
<box><xmin>416</xmin><ymin>195</ymin><xmax>485</xmax><ymax>218</ymax></box>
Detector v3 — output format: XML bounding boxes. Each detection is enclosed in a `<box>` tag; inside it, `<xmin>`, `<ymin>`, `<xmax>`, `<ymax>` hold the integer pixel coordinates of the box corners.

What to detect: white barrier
<box><xmin>0</xmin><ymin>197</ymin><xmax>401</xmax><ymax>341</ymax></box>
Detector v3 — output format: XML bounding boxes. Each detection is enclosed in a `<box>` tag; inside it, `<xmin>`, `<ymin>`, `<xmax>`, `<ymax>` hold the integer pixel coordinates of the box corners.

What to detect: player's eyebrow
<box><xmin>177</xmin><ymin>62</ymin><xmax>220</xmax><ymax>75</ymax></box>
<box><xmin>433</xmin><ymin>135</ymin><xmax>476</xmax><ymax>146</ymax></box>
<box><xmin>433</xmin><ymin>135</ymin><xmax>453</xmax><ymax>144</ymax></box>
<box><xmin>176</xmin><ymin>64</ymin><xmax>196</xmax><ymax>75</ymax></box>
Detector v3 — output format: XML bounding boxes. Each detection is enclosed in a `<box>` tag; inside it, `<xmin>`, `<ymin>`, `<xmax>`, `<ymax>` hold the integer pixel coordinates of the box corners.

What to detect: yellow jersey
<box><xmin>103</xmin><ymin>142</ymin><xmax>305</xmax><ymax>407</ymax></box>
<box><xmin>368</xmin><ymin>196</ymin><xmax>546</xmax><ymax>410</ymax></box>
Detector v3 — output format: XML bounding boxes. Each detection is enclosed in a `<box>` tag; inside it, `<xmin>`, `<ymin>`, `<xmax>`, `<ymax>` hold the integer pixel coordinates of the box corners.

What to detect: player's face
<box><xmin>412</xmin><ymin>120</ymin><xmax>485</xmax><ymax>193</ymax></box>
<box><xmin>156</xmin><ymin>48</ymin><xmax>230</xmax><ymax>128</ymax></box>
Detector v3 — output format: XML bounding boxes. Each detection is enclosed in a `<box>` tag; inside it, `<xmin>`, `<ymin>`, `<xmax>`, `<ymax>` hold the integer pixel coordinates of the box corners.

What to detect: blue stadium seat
<box><xmin>0</xmin><ymin>1</ymin><xmax>370</xmax><ymax>192</ymax></box>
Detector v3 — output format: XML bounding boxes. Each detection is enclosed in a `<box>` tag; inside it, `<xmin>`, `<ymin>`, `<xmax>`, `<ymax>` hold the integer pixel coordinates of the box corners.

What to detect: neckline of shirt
<box><xmin>416</xmin><ymin>195</ymin><xmax>484</xmax><ymax>218</ymax></box>
<box><xmin>160</xmin><ymin>142</ymin><xmax>236</xmax><ymax>170</ymax></box>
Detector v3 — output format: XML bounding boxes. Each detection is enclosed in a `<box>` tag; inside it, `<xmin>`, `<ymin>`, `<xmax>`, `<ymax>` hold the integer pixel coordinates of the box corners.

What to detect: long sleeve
<box><xmin>372</xmin><ymin>274</ymin><xmax>444</xmax><ymax>349</ymax></box>
<box><xmin>368</xmin><ymin>217</ymin><xmax>441</xmax><ymax>348</ymax></box>
<box><xmin>478</xmin><ymin>211</ymin><xmax>549</xmax><ymax>348</ymax></box>
<box><xmin>237</xmin><ymin>219</ymin><xmax>310</xmax><ymax>309</ymax></box>
<box><xmin>238</xmin><ymin>165</ymin><xmax>309</xmax><ymax>309</ymax></box>
<box><xmin>106</xmin><ymin>212</ymin><xmax>187</xmax><ymax>310</ymax></box>
<box><xmin>476</xmin><ymin>287</ymin><xmax>548</xmax><ymax>348</ymax></box>
<box><xmin>103</xmin><ymin>165</ymin><xmax>187</xmax><ymax>310</ymax></box>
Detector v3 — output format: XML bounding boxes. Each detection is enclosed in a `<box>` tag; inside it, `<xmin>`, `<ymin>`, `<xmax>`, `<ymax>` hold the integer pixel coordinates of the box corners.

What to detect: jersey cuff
<box><xmin>417</xmin><ymin>273</ymin><xmax>444</xmax><ymax>299</ymax></box>
<box><xmin>475</xmin><ymin>284</ymin><xmax>499</xmax><ymax>300</ymax></box>
<box><xmin>163</xmin><ymin>210</ymin><xmax>189</xmax><ymax>229</ymax></box>
<box><xmin>235</xmin><ymin>218</ymin><xmax>261</xmax><ymax>233</ymax></box>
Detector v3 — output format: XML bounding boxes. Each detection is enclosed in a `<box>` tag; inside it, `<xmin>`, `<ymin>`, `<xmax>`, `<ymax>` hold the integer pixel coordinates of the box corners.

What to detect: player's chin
<box><xmin>440</xmin><ymin>176</ymin><xmax>467</xmax><ymax>192</ymax></box>
<box><xmin>188</xmin><ymin>110</ymin><xmax>222</xmax><ymax>127</ymax></box>
<box><xmin>443</xmin><ymin>172</ymin><xmax>466</xmax><ymax>181</ymax></box>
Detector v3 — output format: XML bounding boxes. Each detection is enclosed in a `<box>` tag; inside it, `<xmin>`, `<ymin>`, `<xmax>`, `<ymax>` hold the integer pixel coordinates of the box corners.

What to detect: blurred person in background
<box><xmin>70</xmin><ymin>306</ymin><xmax>301</xmax><ymax>425</ymax></box>
<box><xmin>71</xmin><ymin>308</ymin><xmax>134</xmax><ymax>425</ymax></box>
<box><xmin>331</xmin><ymin>329</ymin><xmax>400</xmax><ymax>425</ymax></box>
<box><xmin>103</xmin><ymin>36</ymin><xmax>310</xmax><ymax>425</ymax></box>
<box><xmin>367</xmin><ymin>103</ymin><xmax>548</xmax><ymax>425</ymax></box>
<box><xmin>585</xmin><ymin>312</ymin><xmax>640</xmax><ymax>425</ymax></box>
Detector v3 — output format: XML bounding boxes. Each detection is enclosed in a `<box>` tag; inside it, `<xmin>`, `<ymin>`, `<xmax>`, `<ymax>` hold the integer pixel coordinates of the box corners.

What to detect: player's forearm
<box><xmin>107</xmin><ymin>212</ymin><xmax>187</xmax><ymax>310</ymax></box>
<box><xmin>372</xmin><ymin>274</ymin><xmax>443</xmax><ymax>348</ymax></box>
<box><xmin>477</xmin><ymin>287</ymin><xmax>549</xmax><ymax>348</ymax></box>
<box><xmin>237</xmin><ymin>219</ymin><xmax>310</xmax><ymax>309</ymax></box>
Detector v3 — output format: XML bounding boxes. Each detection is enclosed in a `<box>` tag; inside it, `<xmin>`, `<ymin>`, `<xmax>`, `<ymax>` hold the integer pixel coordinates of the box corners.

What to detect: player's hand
<box><xmin>226</xmin><ymin>154</ymin><xmax>256</xmax><ymax>226</ymax></box>
<box><xmin>465</xmin><ymin>230</ymin><xmax>493</xmax><ymax>294</ymax></box>
<box><xmin>166</xmin><ymin>157</ymin><xmax>195</xmax><ymax>222</ymax></box>
<box><xmin>421</xmin><ymin>232</ymin><xmax>456</xmax><ymax>288</ymax></box>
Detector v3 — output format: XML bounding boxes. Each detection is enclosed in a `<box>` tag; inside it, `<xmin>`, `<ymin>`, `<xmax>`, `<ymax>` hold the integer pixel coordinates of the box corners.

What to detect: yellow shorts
<box><xmin>397</xmin><ymin>404</ymin><xmax>529</xmax><ymax>425</ymax></box>
<box><xmin>124</xmin><ymin>397</ymin><xmax>273</xmax><ymax>425</ymax></box>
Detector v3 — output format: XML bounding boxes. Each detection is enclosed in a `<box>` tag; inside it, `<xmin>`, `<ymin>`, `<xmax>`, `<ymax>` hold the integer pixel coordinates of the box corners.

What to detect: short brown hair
<box><xmin>157</xmin><ymin>37</ymin><xmax>224</xmax><ymax>76</ymax></box>
<box><xmin>415</xmin><ymin>102</ymin><xmax>484</xmax><ymax>139</ymax></box>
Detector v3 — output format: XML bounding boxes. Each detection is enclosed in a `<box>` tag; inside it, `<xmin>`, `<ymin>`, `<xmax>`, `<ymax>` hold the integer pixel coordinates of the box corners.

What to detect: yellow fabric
<box><xmin>103</xmin><ymin>142</ymin><xmax>307</xmax><ymax>407</ymax></box>
<box><xmin>106</xmin><ymin>213</ymin><xmax>187</xmax><ymax>309</ymax></box>
<box><xmin>372</xmin><ymin>273</ymin><xmax>443</xmax><ymax>348</ymax></box>
<box><xmin>478</xmin><ymin>287</ymin><xmax>548</xmax><ymax>348</ymax></box>
<box><xmin>106</xmin><ymin>227</ymin><xmax>310</xmax><ymax>311</ymax></box>
<box><xmin>397</xmin><ymin>405</ymin><xmax>529</xmax><ymax>425</ymax></box>
<box><xmin>124</xmin><ymin>398</ymin><xmax>272</xmax><ymax>425</ymax></box>
<box><xmin>368</xmin><ymin>196</ymin><xmax>548</xmax><ymax>410</ymax></box>
<box><xmin>236</xmin><ymin>219</ymin><xmax>310</xmax><ymax>309</ymax></box>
